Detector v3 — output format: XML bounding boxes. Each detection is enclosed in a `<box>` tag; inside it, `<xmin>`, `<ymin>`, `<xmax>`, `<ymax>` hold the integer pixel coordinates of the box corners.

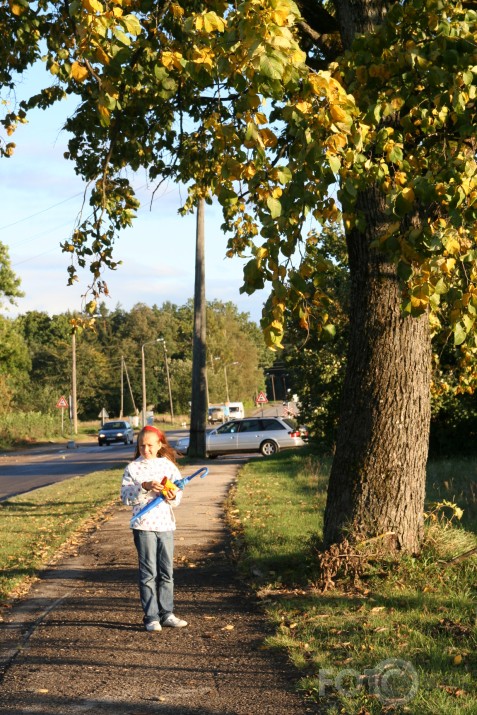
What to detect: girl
<box><xmin>121</xmin><ymin>425</ymin><xmax>187</xmax><ymax>632</ymax></box>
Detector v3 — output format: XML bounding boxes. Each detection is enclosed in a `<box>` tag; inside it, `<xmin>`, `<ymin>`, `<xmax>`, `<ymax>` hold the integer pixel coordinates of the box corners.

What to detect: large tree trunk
<box><xmin>323</xmin><ymin>188</ymin><xmax>432</xmax><ymax>553</ymax></box>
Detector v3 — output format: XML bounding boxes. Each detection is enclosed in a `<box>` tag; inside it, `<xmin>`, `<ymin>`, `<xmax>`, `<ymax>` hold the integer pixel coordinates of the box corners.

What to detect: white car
<box><xmin>175</xmin><ymin>417</ymin><xmax>305</xmax><ymax>458</ymax></box>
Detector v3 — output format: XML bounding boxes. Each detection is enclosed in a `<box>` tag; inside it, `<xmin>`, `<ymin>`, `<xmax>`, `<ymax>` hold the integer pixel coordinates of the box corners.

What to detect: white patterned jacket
<box><xmin>120</xmin><ymin>456</ymin><xmax>183</xmax><ymax>531</ymax></box>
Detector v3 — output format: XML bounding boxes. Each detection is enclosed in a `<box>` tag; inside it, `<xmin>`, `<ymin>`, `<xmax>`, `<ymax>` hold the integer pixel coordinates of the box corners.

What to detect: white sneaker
<box><xmin>162</xmin><ymin>614</ymin><xmax>188</xmax><ymax>628</ymax></box>
<box><xmin>145</xmin><ymin>620</ymin><xmax>162</xmax><ymax>632</ymax></box>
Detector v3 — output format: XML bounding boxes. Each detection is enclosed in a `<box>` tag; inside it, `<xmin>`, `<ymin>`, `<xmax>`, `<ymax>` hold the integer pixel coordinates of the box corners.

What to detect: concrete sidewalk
<box><xmin>0</xmin><ymin>459</ymin><xmax>318</xmax><ymax>714</ymax></box>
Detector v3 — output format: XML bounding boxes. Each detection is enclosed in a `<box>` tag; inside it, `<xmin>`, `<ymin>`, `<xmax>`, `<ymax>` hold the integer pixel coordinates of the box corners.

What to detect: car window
<box><xmin>239</xmin><ymin>419</ymin><xmax>263</xmax><ymax>432</ymax></box>
<box><xmin>217</xmin><ymin>421</ymin><xmax>239</xmax><ymax>434</ymax></box>
<box><xmin>283</xmin><ymin>417</ymin><xmax>297</xmax><ymax>430</ymax></box>
<box><xmin>262</xmin><ymin>419</ymin><xmax>286</xmax><ymax>431</ymax></box>
<box><xmin>104</xmin><ymin>422</ymin><xmax>124</xmax><ymax>429</ymax></box>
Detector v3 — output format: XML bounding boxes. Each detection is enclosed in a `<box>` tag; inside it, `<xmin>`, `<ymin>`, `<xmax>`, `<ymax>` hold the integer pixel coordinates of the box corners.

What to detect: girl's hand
<box><xmin>162</xmin><ymin>487</ymin><xmax>177</xmax><ymax>501</ymax></box>
<box><xmin>142</xmin><ymin>480</ymin><xmax>164</xmax><ymax>492</ymax></box>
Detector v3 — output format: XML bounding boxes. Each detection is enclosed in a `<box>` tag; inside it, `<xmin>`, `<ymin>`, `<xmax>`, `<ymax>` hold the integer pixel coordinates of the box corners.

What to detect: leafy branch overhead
<box><xmin>2</xmin><ymin>0</ymin><xmax>477</xmax><ymax>359</ymax></box>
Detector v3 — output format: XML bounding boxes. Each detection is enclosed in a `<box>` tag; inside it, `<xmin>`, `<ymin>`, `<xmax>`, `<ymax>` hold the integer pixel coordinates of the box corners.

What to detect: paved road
<box><xmin>0</xmin><ymin>412</ymin><xmax>289</xmax><ymax>502</ymax></box>
<box><xmin>0</xmin><ymin>430</ymin><xmax>189</xmax><ymax>502</ymax></box>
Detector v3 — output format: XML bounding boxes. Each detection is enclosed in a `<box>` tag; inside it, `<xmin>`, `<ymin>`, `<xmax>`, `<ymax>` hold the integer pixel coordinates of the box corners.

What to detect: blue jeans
<box><xmin>132</xmin><ymin>529</ymin><xmax>174</xmax><ymax>625</ymax></box>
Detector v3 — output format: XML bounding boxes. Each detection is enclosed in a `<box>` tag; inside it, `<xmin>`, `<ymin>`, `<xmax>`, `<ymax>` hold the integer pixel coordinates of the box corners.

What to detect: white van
<box><xmin>227</xmin><ymin>402</ymin><xmax>244</xmax><ymax>420</ymax></box>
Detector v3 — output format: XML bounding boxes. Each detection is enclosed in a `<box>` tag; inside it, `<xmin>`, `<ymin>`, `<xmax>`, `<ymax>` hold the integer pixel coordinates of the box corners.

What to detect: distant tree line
<box><xmin>0</xmin><ymin>299</ymin><xmax>271</xmax><ymax>422</ymax></box>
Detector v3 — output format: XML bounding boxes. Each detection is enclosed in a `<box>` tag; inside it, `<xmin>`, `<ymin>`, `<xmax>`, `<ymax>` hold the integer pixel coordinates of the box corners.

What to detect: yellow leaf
<box><xmin>71</xmin><ymin>62</ymin><xmax>89</xmax><ymax>82</ymax></box>
<box><xmin>83</xmin><ymin>0</ymin><xmax>104</xmax><ymax>13</ymax></box>
<box><xmin>10</xmin><ymin>2</ymin><xmax>26</xmax><ymax>16</ymax></box>
<box><xmin>161</xmin><ymin>50</ymin><xmax>183</xmax><ymax>70</ymax></box>
<box><xmin>203</xmin><ymin>11</ymin><xmax>226</xmax><ymax>33</ymax></box>
<box><xmin>453</xmin><ymin>654</ymin><xmax>463</xmax><ymax>665</ymax></box>
<box><xmin>290</xmin><ymin>47</ymin><xmax>307</xmax><ymax>64</ymax></box>
<box><xmin>326</xmin><ymin>134</ymin><xmax>347</xmax><ymax>153</ymax></box>
<box><xmin>254</xmin><ymin>112</ymin><xmax>268</xmax><ymax>125</ymax></box>
<box><xmin>402</xmin><ymin>187</ymin><xmax>415</xmax><ymax>203</ymax></box>
<box><xmin>171</xmin><ymin>3</ymin><xmax>184</xmax><ymax>19</ymax></box>
<box><xmin>295</xmin><ymin>100</ymin><xmax>312</xmax><ymax>114</ymax></box>
<box><xmin>221</xmin><ymin>624</ymin><xmax>234</xmax><ymax>631</ymax></box>
<box><xmin>445</xmin><ymin>237</ymin><xmax>461</xmax><ymax>255</ymax></box>
<box><xmin>260</xmin><ymin>128</ymin><xmax>277</xmax><ymax>147</ymax></box>
<box><xmin>95</xmin><ymin>45</ymin><xmax>111</xmax><ymax>65</ymax></box>
<box><xmin>411</xmin><ymin>295</ymin><xmax>428</xmax><ymax>310</ymax></box>
<box><xmin>191</xmin><ymin>46</ymin><xmax>214</xmax><ymax>68</ymax></box>
<box><xmin>329</xmin><ymin>105</ymin><xmax>349</xmax><ymax>123</ymax></box>
<box><xmin>97</xmin><ymin>103</ymin><xmax>110</xmax><ymax>124</ymax></box>
<box><xmin>309</xmin><ymin>73</ymin><xmax>331</xmax><ymax>96</ymax></box>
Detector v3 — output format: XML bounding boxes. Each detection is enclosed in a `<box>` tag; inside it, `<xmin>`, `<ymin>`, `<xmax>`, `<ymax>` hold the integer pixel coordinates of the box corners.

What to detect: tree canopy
<box><xmin>2</xmin><ymin>0</ymin><xmax>477</xmax><ymax>365</ymax></box>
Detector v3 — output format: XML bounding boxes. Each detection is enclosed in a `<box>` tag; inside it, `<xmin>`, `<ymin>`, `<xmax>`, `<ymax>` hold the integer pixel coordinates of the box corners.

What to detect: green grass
<box><xmin>230</xmin><ymin>449</ymin><xmax>477</xmax><ymax>714</ymax></box>
<box><xmin>0</xmin><ymin>468</ymin><xmax>122</xmax><ymax>602</ymax></box>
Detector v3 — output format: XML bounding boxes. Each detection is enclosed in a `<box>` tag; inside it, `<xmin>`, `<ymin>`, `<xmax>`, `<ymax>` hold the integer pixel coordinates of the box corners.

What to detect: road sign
<box><xmin>56</xmin><ymin>395</ymin><xmax>69</xmax><ymax>409</ymax></box>
<box><xmin>256</xmin><ymin>391</ymin><xmax>268</xmax><ymax>404</ymax></box>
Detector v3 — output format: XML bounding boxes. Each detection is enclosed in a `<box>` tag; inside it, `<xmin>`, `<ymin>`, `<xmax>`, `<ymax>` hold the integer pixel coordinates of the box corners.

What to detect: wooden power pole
<box><xmin>188</xmin><ymin>197</ymin><xmax>208</xmax><ymax>457</ymax></box>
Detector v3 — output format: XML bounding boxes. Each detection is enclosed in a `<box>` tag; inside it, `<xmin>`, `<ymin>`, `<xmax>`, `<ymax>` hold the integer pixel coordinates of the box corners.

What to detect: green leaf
<box><xmin>112</xmin><ymin>28</ymin><xmax>131</xmax><ymax>46</ymax></box>
<box><xmin>454</xmin><ymin>322</ymin><xmax>467</xmax><ymax>346</ymax></box>
<box><xmin>388</xmin><ymin>145</ymin><xmax>403</xmax><ymax>164</ymax></box>
<box><xmin>321</xmin><ymin>323</ymin><xmax>336</xmax><ymax>341</ymax></box>
<box><xmin>328</xmin><ymin>155</ymin><xmax>341</xmax><ymax>174</ymax></box>
<box><xmin>276</xmin><ymin>166</ymin><xmax>292</xmax><ymax>184</ymax></box>
<box><xmin>259</xmin><ymin>54</ymin><xmax>285</xmax><ymax>80</ymax></box>
<box><xmin>267</xmin><ymin>197</ymin><xmax>282</xmax><ymax>218</ymax></box>
<box><xmin>122</xmin><ymin>14</ymin><xmax>142</xmax><ymax>36</ymax></box>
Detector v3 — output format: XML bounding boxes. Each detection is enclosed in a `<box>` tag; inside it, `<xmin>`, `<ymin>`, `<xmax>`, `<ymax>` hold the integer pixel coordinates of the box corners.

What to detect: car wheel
<box><xmin>98</xmin><ymin>440</ymin><xmax>104</xmax><ymax>446</ymax></box>
<box><xmin>260</xmin><ymin>440</ymin><xmax>278</xmax><ymax>456</ymax></box>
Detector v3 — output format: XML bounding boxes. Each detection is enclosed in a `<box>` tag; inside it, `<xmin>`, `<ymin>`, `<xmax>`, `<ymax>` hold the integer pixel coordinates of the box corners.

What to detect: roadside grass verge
<box><xmin>0</xmin><ymin>469</ymin><xmax>121</xmax><ymax>603</ymax></box>
<box><xmin>230</xmin><ymin>450</ymin><xmax>477</xmax><ymax>714</ymax></box>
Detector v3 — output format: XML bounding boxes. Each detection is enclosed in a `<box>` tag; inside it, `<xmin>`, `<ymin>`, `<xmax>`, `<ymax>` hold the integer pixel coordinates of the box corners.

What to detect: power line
<box><xmin>0</xmin><ymin>192</ymin><xmax>84</xmax><ymax>232</ymax></box>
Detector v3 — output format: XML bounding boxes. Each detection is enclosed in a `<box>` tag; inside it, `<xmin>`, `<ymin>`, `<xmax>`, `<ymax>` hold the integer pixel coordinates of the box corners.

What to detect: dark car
<box><xmin>98</xmin><ymin>420</ymin><xmax>134</xmax><ymax>446</ymax></box>
<box><xmin>175</xmin><ymin>416</ymin><xmax>305</xmax><ymax>458</ymax></box>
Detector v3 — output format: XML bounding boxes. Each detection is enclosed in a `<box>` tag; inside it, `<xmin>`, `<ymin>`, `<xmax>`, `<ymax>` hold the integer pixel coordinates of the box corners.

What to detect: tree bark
<box><xmin>323</xmin><ymin>187</ymin><xmax>432</xmax><ymax>553</ymax></box>
<box><xmin>188</xmin><ymin>198</ymin><xmax>208</xmax><ymax>458</ymax></box>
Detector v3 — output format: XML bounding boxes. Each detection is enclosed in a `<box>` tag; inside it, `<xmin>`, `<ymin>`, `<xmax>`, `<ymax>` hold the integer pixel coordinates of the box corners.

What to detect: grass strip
<box><xmin>231</xmin><ymin>450</ymin><xmax>477</xmax><ymax>714</ymax></box>
<box><xmin>0</xmin><ymin>469</ymin><xmax>122</xmax><ymax>603</ymax></box>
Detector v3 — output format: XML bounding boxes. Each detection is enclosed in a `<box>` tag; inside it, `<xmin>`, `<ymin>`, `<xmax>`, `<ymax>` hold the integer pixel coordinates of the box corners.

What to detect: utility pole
<box><xmin>123</xmin><ymin>359</ymin><xmax>138</xmax><ymax>415</ymax></box>
<box><xmin>120</xmin><ymin>356</ymin><xmax>124</xmax><ymax>418</ymax></box>
<box><xmin>71</xmin><ymin>330</ymin><xmax>78</xmax><ymax>435</ymax></box>
<box><xmin>189</xmin><ymin>197</ymin><xmax>208</xmax><ymax>457</ymax></box>
<box><xmin>158</xmin><ymin>339</ymin><xmax>174</xmax><ymax>424</ymax></box>
<box><xmin>141</xmin><ymin>339</ymin><xmax>160</xmax><ymax>427</ymax></box>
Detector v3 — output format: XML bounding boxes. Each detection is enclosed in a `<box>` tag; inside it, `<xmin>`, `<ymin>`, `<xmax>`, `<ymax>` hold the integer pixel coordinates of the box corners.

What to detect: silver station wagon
<box><xmin>175</xmin><ymin>417</ymin><xmax>306</xmax><ymax>458</ymax></box>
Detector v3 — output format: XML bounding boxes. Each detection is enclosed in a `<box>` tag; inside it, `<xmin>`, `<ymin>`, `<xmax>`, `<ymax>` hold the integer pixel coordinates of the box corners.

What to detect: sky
<box><xmin>1</xmin><ymin>63</ymin><xmax>268</xmax><ymax>325</ymax></box>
